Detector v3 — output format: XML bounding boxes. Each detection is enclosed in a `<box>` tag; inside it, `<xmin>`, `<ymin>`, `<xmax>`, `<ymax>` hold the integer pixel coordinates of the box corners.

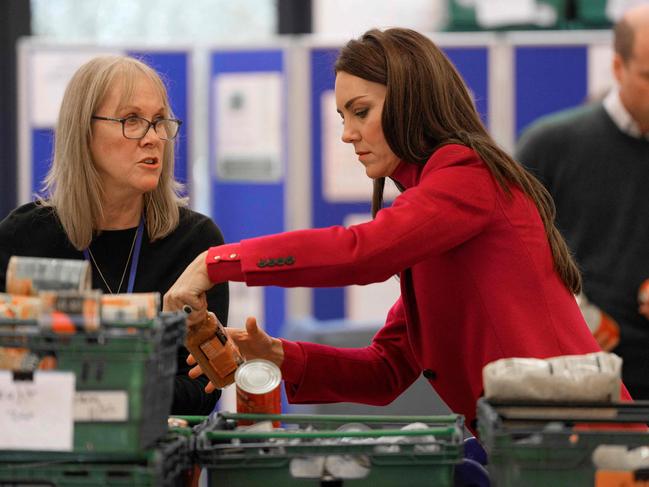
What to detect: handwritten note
<box><xmin>74</xmin><ymin>391</ymin><xmax>128</xmax><ymax>421</ymax></box>
<box><xmin>0</xmin><ymin>370</ymin><xmax>74</xmax><ymax>450</ymax></box>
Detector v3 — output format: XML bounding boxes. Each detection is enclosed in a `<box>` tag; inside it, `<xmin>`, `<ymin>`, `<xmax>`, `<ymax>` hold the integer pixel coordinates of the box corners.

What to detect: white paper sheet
<box><xmin>475</xmin><ymin>0</ymin><xmax>539</xmax><ymax>27</ymax></box>
<box><xmin>214</xmin><ymin>72</ymin><xmax>283</xmax><ymax>181</ymax></box>
<box><xmin>30</xmin><ymin>49</ymin><xmax>123</xmax><ymax>128</ymax></box>
<box><xmin>0</xmin><ymin>370</ymin><xmax>75</xmax><ymax>450</ymax></box>
<box><xmin>344</xmin><ymin>213</ymin><xmax>401</xmax><ymax>322</ymax></box>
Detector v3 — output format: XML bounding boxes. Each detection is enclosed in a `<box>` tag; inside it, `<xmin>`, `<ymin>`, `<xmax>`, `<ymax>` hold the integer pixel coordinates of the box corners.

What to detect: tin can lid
<box><xmin>235</xmin><ymin>359</ymin><xmax>282</xmax><ymax>394</ymax></box>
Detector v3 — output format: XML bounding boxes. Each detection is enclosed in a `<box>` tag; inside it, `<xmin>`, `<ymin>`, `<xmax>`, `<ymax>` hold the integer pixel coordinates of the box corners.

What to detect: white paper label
<box><xmin>74</xmin><ymin>390</ymin><xmax>128</xmax><ymax>421</ymax></box>
<box><xmin>0</xmin><ymin>370</ymin><xmax>75</xmax><ymax>450</ymax></box>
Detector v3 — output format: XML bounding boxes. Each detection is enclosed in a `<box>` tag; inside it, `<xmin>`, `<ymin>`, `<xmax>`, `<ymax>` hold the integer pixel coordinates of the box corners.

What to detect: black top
<box><xmin>0</xmin><ymin>202</ymin><xmax>228</xmax><ymax>414</ymax></box>
<box><xmin>517</xmin><ymin>103</ymin><xmax>649</xmax><ymax>393</ymax></box>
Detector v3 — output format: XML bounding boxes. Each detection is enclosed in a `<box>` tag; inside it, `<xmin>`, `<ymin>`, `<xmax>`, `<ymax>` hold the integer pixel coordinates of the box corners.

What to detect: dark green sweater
<box><xmin>517</xmin><ymin>103</ymin><xmax>649</xmax><ymax>393</ymax></box>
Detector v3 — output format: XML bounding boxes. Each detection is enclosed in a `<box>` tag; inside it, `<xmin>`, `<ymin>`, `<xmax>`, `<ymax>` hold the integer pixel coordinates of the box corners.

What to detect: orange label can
<box><xmin>639</xmin><ymin>279</ymin><xmax>649</xmax><ymax>305</ymax></box>
<box><xmin>235</xmin><ymin>359</ymin><xmax>281</xmax><ymax>427</ymax></box>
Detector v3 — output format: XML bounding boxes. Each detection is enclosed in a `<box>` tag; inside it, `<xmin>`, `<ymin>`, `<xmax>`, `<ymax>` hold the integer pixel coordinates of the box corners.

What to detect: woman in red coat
<box><xmin>165</xmin><ymin>28</ymin><xmax>607</xmax><ymax>428</ymax></box>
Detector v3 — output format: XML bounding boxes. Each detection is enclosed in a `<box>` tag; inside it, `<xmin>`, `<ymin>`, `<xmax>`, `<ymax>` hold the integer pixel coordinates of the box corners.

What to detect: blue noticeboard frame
<box><xmin>209</xmin><ymin>49</ymin><xmax>286</xmax><ymax>338</ymax></box>
<box><xmin>22</xmin><ymin>48</ymin><xmax>191</xmax><ymax>202</ymax></box>
<box><xmin>309</xmin><ymin>45</ymin><xmax>490</xmax><ymax>321</ymax></box>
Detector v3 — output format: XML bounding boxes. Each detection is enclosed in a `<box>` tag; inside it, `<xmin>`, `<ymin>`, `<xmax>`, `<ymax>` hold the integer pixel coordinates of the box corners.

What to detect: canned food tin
<box><xmin>39</xmin><ymin>290</ymin><xmax>101</xmax><ymax>333</ymax></box>
<box><xmin>0</xmin><ymin>293</ymin><xmax>42</xmax><ymax>321</ymax></box>
<box><xmin>6</xmin><ymin>256</ymin><xmax>91</xmax><ymax>296</ymax></box>
<box><xmin>638</xmin><ymin>279</ymin><xmax>649</xmax><ymax>305</ymax></box>
<box><xmin>235</xmin><ymin>359</ymin><xmax>282</xmax><ymax>426</ymax></box>
<box><xmin>101</xmin><ymin>292</ymin><xmax>160</xmax><ymax>324</ymax></box>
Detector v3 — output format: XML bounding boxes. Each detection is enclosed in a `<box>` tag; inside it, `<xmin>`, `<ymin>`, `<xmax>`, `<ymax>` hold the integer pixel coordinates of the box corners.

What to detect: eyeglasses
<box><xmin>91</xmin><ymin>115</ymin><xmax>182</xmax><ymax>140</ymax></box>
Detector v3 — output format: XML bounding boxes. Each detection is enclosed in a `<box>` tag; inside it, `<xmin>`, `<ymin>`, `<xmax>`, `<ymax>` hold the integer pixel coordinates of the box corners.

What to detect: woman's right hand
<box><xmin>186</xmin><ymin>316</ymin><xmax>285</xmax><ymax>392</ymax></box>
<box><xmin>227</xmin><ymin>316</ymin><xmax>285</xmax><ymax>368</ymax></box>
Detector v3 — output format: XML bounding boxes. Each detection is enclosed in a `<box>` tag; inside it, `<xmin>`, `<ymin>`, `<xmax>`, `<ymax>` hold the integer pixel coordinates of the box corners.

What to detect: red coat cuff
<box><xmin>206</xmin><ymin>244</ymin><xmax>244</xmax><ymax>283</ymax></box>
<box><xmin>279</xmin><ymin>338</ymin><xmax>305</xmax><ymax>384</ymax></box>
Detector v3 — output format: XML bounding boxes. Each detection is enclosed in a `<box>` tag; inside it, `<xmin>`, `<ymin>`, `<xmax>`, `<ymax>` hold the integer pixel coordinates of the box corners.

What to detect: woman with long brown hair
<box><xmin>165</xmin><ymin>28</ymin><xmax>615</xmax><ymax>428</ymax></box>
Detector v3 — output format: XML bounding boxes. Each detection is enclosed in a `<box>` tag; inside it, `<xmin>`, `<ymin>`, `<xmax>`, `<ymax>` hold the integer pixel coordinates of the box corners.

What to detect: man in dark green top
<box><xmin>517</xmin><ymin>4</ymin><xmax>649</xmax><ymax>399</ymax></box>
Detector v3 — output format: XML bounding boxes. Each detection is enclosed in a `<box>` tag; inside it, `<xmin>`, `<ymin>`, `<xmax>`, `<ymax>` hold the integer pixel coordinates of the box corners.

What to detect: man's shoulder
<box><xmin>523</xmin><ymin>103</ymin><xmax>605</xmax><ymax>140</ymax></box>
<box><xmin>527</xmin><ymin>103</ymin><xmax>602</xmax><ymax>136</ymax></box>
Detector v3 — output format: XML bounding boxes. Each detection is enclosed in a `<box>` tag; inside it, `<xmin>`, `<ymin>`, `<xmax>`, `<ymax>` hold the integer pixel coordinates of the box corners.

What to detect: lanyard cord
<box><xmin>83</xmin><ymin>215</ymin><xmax>145</xmax><ymax>294</ymax></box>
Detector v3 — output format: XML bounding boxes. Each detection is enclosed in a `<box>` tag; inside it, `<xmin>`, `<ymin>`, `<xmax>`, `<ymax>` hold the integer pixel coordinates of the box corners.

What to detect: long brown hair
<box><xmin>335</xmin><ymin>28</ymin><xmax>581</xmax><ymax>294</ymax></box>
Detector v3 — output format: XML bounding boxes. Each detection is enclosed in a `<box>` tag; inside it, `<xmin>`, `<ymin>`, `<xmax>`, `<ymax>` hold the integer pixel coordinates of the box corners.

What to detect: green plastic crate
<box><xmin>447</xmin><ymin>0</ymin><xmax>567</xmax><ymax>31</ymax></box>
<box><xmin>0</xmin><ymin>433</ymin><xmax>191</xmax><ymax>486</ymax></box>
<box><xmin>477</xmin><ymin>398</ymin><xmax>649</xmax><ymax>487</ymax></box>
<box><xmin>0</xmin><ymin>312</ymin><xmax>184</xmax><ymax>453</ymax></box>
<box><xmin>194</xmin><ymin>412</ymin><xmax>464</xmax><ymax>487</ymax></box>
<box><xmin>575</xmin><ymin>0</ymin><xmax>612</xmax><ymax>28</ymax></box>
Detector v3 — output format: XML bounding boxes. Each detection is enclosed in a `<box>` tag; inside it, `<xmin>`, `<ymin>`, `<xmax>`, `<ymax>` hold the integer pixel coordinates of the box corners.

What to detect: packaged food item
<box><xmin>101</xmin><ymin>292</ymin><xmax>160</xmax><ymax>324</ymax></box>
<box><xmin>39</xmin><ymin>290</ymin><xmax>101</xmax><ymax>333</ymax></box>
<box><xmin>6</xmin><ymin>256</ymin><xmax>91</xmax><ymax>296</ymax></box>
<box><xmin>482</xmin><ymin>351</ymin><xmax>622</xmax><ymax>402</ymax></box>
<box><xmin>184</xmin><ymin>311</ymin><xmax>244</xmax><ymax>389</ymax></box>
<box><xmin>0</xmin><ymin>293</ymin><xmax>41</xmax><ymax>321</ymax></box>
<box><xmin>0</xmin><ymin>347</ymin><xmax>57</xmax><ymax>371</ymax></box>
<box><xmin>235</xmin><ymin>358</ymin><xmax>282</xmax><ymax>426</ymax></box>
<box><xmin>638</xmin><ymin>279</ymin><xmax>649</xmax><ymax>305</ymax></box>
<box><xmin>576</xmin><ymin>293</ymin><xmax>620</xmax><ymax>351</ymax></box>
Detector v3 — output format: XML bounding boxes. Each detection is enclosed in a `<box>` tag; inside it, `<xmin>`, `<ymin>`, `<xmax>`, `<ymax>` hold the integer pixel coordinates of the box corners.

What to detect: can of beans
<box><xmin>6</xmin><ymin>256</ymin><xmax>91</xmax><ymax>296</ymax></box>
<box><xmin>639</xmin><ymin>279</ymin><xmax>649</xmax><ymax>305</ymax></box>
<box><xmin>235</xmin><ymin>359</ymin><xmax>282</xmax><ymax>427</ymax></box>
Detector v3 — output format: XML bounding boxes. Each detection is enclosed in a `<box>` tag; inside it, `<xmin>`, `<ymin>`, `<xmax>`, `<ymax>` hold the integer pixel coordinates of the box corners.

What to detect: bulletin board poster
<box><xmin>309</xmin><ymin>42</ymin><xmax>490</xmax><ymax>321</ymax></box>
<box><xmin>18</xmin><ymin>44</ymin><xmax>191</xmax><ymax>204</ymax></box>
<box><xmin>209</xmin><ymin>48</ymin><xmax>287</xmax><ymax>338</ymax></box>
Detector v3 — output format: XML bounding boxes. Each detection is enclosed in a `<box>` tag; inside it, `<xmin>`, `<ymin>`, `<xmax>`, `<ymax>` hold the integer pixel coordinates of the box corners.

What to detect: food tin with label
<box><xmin>6</xmin><ymin>256</ymin><xmax>91</xmax><ymax>296</ymax></box>
<box><xmin>638</xmin><ymin>279</ymin><xmax>649</xmax><ymax>305</ymax></box>
<box><xmin>235</xmin><ymin>358</ymin><xmax>282</xmax><ymax>426</ymax></box>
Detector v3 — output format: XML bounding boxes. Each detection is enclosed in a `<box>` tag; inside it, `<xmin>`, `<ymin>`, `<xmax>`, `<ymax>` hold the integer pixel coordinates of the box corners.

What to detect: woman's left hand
<box><xmin>164</xmin><ymin>251</ymin><xmax>214</xmax><ymax>318</ymax></box>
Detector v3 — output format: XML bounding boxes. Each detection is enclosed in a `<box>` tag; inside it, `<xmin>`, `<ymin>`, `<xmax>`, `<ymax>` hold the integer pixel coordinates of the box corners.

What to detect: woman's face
<box><xmin>335</xmin><ymin>71</ymin><xmax>400</xmax><ymax>179</ymax></box>
<box><xmin>90</xmin><ymin>73</ymin><xmax>166</xmax><ymax>201</ymax></box>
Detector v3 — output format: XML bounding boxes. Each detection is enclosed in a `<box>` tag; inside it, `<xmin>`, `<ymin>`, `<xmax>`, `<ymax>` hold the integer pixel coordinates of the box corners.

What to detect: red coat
<box><xmin>208</xmin><ymin>144</ymin><xmax>604</xmax><ymax>428</ymax></box>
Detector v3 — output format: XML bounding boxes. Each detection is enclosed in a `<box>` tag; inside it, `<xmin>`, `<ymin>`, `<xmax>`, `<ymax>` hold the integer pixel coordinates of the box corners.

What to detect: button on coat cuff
<box><xmin>206</xmin><ymin>244</ymin><xmax>244</xmax><ymax>283</ymax></box>
<box><xmin>279</xmin><ymin>339</ymin><xmax>305</xmax><ymax>385</ymax></box>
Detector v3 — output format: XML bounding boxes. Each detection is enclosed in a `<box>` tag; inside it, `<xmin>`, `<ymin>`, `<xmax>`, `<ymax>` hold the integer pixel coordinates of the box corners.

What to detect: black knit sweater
<box><xmin>0</xmin><ymin>202</ymin><xmax>228</xmax><ymax>414</ymax></box>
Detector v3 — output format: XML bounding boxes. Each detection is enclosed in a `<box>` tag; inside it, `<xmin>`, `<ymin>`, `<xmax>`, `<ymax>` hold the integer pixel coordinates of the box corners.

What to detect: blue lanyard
<box><xmin>83</xmin><ymin>215</ymin><xmax>145</xmax><ymax>294</ymax></box>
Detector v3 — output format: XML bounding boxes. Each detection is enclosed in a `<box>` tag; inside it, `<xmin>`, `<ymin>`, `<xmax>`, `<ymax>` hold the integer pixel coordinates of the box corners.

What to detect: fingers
<box><xmin>188</xmin><ymin>364</ymin><xmax>203</xmax><ymax>379</ymax></box>
<box><xmin>245</xmin><ymin>316</ymin><xmax>259</xmax><ymax>335</ymax></box>
<box><xmin>205</xmin><ymin>382</ymin><xmax>216</xmax><ymax>393</ymax></box>
<box><xmin>186</xmin><ymin>353</ymin><xmax>196</xmax><ymax>366</ymax></box>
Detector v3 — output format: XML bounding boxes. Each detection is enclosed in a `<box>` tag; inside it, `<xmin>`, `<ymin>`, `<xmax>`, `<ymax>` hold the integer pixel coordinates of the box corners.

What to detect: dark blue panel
<box><xmin>444</xmin><ymin>47</ymin><xmax>489</xmax><ymax>126</ymax></box>
<box><xmin>128</xmin><ymin>51</ymin><xmax>189</xmax><ymax>186</ymax></box>
<box><xmin>213</xmin><ymin>183</ymin><xmax>284</xmax><ymax>241</ymax></box>
<box><xmin>210</xmin><ymin>49</ymin><xmax>286</xmax><ymax>336</ymax></box>
<box><xmin>310</xmin><ymin>46</ymin><xmax>490</xmax><ymax>320</ymax></box>
<box><xmin>515</xmin><ymin>46</ymin><xmax>588</xmax><ymax>137</ymax></box>
<box><xmin>31</xmin><ymin>129</ymin><xmax>55</xmax><ymax>196</ymax></box>
<box><xmin>310</xmin><ymin>48</ymin><xmax>346</xmax><ymax>320</ymax></box>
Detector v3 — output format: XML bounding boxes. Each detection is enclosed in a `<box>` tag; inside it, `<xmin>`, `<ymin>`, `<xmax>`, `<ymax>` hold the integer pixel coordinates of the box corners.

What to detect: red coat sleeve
<box><xmin>280</xmin><ymin>297</ymin><xmax>421</xmax><ymax>405</ymax></box>
<box><xmin>207</xmin><ymin>148</ymin><xmax>497</xmax><ymax>287</ymax></box>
